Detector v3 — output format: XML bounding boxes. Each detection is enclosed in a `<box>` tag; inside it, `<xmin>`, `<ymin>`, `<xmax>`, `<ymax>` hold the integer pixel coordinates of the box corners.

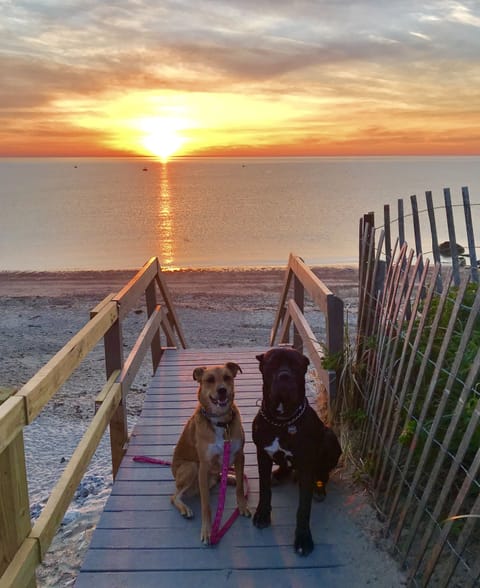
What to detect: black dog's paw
<box><xmin>294</xmin><ymin>528</ymin><xmax>314</xmax><ymax>556</ymax></box>
<box><xmin>253</xmin><ymin>507</ymin><xmax>271</xmax><ymax>528</ymax></box>
<box><xmin>271</xmin><ymin>465</ymin><xmax>292</xmax><ymax>486</ymax></box>
<box><xmin>313</xmin><ymin>480</ymin><xmax>327</xmax><ymax>502</ymax></box>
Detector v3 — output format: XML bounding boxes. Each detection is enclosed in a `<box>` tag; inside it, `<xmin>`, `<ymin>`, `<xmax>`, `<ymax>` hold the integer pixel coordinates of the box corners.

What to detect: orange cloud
<box><xmin>1</xmin><ymin>1</ymin><xmax>480</xmax><ymax>157</ymax></box>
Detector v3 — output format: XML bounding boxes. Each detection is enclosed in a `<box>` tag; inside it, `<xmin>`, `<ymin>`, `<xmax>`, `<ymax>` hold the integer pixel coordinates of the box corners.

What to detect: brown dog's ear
<box><xmin>225</xmin><ymin>362</ymin><xmax>242</xmax><ymax>377</ymax></box>
<box><xmin>193</xmin><ymin>367</ymin><xmax>206</xmax><ymax>382</ymax></box>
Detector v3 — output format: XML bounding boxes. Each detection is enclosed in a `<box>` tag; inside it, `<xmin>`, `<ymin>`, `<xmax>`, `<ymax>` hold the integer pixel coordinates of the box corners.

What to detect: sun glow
<box><xmin>139</xmin><ymin>117</ymin><xmax>188</xmax><ymax>160</ymax></box>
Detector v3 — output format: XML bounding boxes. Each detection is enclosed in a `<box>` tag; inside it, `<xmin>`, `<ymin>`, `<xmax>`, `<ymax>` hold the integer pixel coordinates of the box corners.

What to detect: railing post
<box><xmin>326</xmin><ymin>295</ymin><xmax>344</xmax><ymax>358</ymax></box>
<box><xmin>293</xmin><ymin>275</ymin><xmax>304</xmax><ymax>352</ymax></box>
<box><xmin>103</xmin><ymin>317</ymin><xmax>126</xmax><ymax>479</ymax></box>
<box><xmin>0</xmin><ymin>432</ymin><xmax>36</xmax><ymax>587</ymax></box>
<box><xmin>145</xmin><ymin>279</ymin><xmax>162</xmax><ymax>371</ymax></box>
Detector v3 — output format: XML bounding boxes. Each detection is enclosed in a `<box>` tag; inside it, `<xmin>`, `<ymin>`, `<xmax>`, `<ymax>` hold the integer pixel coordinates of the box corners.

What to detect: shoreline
<box><xmin>0</xmin><ymin>264</ymin><xmax>358</xmax><ymax>297</ymax></box>
<box><xmin>0</xmin><ymin>264</ymin><xmax>359</xmax><ymax>409</ymax></box>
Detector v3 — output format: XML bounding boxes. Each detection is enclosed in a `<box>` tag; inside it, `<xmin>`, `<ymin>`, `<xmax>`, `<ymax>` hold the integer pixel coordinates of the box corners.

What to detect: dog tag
<box><xmin>288</xmin><ymin>425</ymin><xmax>297</xmax><ymax>435</ymax></box>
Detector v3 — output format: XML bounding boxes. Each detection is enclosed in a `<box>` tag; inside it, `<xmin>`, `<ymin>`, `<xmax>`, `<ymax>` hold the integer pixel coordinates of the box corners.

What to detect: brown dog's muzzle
<box><xmin>210</xmin><ymin>385</ymin><xmax>229</xmax><ymax>407</ymax></box>
<box><xmin>217</xmin><ymin>386</ymin><xmax>228</xmax><ymax>401</ymax></box>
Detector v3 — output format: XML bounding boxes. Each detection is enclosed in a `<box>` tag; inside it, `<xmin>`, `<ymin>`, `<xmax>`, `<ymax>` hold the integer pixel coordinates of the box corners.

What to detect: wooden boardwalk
<box><xmin>75</xmin><ymin>347</ymin><xmax>350</xmax><ymax>587</ymax></box>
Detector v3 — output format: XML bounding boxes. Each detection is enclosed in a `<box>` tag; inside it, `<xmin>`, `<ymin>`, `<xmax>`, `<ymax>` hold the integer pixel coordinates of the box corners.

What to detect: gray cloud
<box><xmin>1</xmin><ymin>0</ymin><xmax>480</xmax><ymax>154</ymax></box>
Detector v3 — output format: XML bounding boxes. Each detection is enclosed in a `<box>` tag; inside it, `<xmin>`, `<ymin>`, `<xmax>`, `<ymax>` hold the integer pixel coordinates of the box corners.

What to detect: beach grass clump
<box><xmin>320</xmin><ymin>312</ymin><xmax>368</xmax><ymax>473</ymax></box>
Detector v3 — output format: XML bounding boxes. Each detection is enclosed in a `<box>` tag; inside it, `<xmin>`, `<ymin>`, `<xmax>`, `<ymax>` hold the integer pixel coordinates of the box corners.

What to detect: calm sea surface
<box><xmin>1</xmin><ymin>156</ymin><xmax>479</xmax><ymax>271</ymax></box>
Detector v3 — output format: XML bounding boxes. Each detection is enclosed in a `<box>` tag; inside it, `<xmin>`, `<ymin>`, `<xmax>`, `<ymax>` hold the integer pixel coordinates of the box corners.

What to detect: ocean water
<box><xmin>1</xmin><ymin>156</ymin><xmax>479</xmax><ymax>271</ymax></box>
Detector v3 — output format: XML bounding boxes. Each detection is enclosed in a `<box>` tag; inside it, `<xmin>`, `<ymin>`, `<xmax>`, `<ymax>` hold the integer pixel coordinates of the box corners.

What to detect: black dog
<box><xmin>252</xmin><ymin>347</ymin><xmax>341</xmax><ymax>556</ymax></box>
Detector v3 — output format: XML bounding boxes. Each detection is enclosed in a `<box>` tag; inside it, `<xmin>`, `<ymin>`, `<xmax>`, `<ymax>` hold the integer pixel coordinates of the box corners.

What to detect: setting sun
<box><xmin>139</xmin><ymin>117</ymin><xmax>188</xmax><ymax>160</ymax></box>
<box><xmin>2</xmin><ymin>2</ymin><xmax>480</xmax><ymax>158</ymax></box>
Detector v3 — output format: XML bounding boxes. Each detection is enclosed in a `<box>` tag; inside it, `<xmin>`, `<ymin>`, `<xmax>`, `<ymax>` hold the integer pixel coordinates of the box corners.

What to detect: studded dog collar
<box><xmin>259</xmin><ymin>398</ymin><xmax>308</xmax><ymax>435</ymax></box>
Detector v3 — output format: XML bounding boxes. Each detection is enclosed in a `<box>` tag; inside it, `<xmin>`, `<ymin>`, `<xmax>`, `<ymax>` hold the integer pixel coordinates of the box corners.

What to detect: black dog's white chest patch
<box><xmin>264</xmin><ymin>436</ymin><xmax>293</xmax><ymax>461</ymax></box>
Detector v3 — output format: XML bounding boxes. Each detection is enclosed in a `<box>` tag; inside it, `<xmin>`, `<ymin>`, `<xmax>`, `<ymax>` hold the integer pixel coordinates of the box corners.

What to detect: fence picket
<box><xmin>425</xmin><ymin>190</ymin><xmax>443</xmax><ymax>292</ymax></box>
<box><xmin>444</xmin><ymin>188</ymin><xmax>461</xmax><ymax>286</ymax></box>
<box><xmin>410</xmin><ymin>194</ymin><xmax>425</xmax><ymax>279</ymax></box>
<box><xmin>398</xmin><ymin>198</ymin><xmax>405</xmax><ymax>246</ymax></box>
<box><xmin>384</xmin><ymin>204</ymin><xmax>392</xmax><ymax>266</ymax></box>
<box><xmin>462</xmin><ymin>186</ymin><xmax>479</xmax><ymax>282</ymax></box>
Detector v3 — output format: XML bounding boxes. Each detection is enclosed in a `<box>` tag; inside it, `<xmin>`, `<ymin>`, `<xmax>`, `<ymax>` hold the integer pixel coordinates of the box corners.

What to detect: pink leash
<box><xmin>133</xmin><ymin>456</ymin><xmax>171</xmax><ymax>466</ymax></box>
<box><xmin>133</xmin><ymin>441</ymin><xmax>249</xmax><ymax>545</ymax></box>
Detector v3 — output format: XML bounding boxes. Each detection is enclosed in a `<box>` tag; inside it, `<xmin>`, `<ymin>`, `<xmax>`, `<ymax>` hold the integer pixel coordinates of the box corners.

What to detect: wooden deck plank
<box><xmin>76</xmin><ymin>347</ymin><xmax>354</xmax><ymax>587</ymax></box>
<box><xmin>80</xmin><ymin>544</ymin><xmax>340</xmax><ymax>571</ymax></box>
<box><xmin>76</xmin><ymin>568</ymin><xmax>345</xmax><ymax>588</ymax></box>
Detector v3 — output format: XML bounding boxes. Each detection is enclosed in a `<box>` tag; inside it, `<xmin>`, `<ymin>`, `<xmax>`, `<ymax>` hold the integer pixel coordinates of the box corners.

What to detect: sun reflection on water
<box><xmin>156</xmin><ymin>162</ymin><xmax>175</xmax><ymax>267</ymax></box>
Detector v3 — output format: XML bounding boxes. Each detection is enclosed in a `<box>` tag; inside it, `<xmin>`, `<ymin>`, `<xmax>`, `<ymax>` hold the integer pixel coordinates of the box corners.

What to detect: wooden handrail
<box><xmin>17</xmin><ymin>302</ymin><xmax>119</xmax><ymax>424</ymax></box>
<box><xmin>0</xmin><ymin>257</ymin><xmax>187</xmax><ymax>587</ymax></box>
<box><xmin>271</xmin><ymin>253</ymin><xmax>344</xmax><ymax>403</ymax></box>
<box><xmin>113</xmin><ymin>257</ymin><xmax>159</xmax><ymax>319</ymax></box>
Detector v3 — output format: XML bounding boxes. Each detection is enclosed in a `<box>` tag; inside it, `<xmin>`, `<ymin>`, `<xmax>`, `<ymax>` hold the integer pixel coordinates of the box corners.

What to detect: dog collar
<box><xmin>200</xmin><ymin>407</ymin><xmax>235</xmax><ymax>428</ymax></box>
<box><xmin>259</xmin><ymin>398</ymin><xmax>308</xmax><ymax>434</ymax></box>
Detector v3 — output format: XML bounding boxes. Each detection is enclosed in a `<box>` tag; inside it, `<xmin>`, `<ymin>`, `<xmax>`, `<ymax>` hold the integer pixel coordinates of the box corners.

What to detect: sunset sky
<box><xmin>1</xmin><ymin>0</ymin><xmax>480</xmax><ymax>158</ymax></box>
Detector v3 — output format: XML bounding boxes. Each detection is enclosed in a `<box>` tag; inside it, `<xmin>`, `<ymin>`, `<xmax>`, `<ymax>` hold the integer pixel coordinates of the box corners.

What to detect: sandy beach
<box><xmin>0</xmin><ymin>266</ymin><xmax>406</xmax><ymax>586</ymax></box>
<box><xmin>0</xmin><ymin>266</ymin><xmax>360</xmax><ymax>416</ymax></box>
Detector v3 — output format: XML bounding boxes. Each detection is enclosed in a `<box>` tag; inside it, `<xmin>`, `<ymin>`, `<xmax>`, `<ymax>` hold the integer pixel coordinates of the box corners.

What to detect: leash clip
<box><xmin>223</xmin><ymin>422</ymin><xmax>231</xmax><ymax>441</ymax></box>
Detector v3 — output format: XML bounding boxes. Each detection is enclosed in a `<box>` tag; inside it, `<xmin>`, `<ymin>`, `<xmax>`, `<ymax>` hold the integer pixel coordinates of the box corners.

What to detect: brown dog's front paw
<box><xmin>182</xmin><ymin>506</ymin><xmax>194</xmax><ymax>519</ymax></box>
<box><xmin>253</xmin><ymin>507</ymin><xmax>271</xmax><ymax>528</ymax></box>
<box><xmin>294</xmin><ymin>528</ymin><xmax>314</xmax><ymax>556</ymax></box>
<box><xmin>238</xmin><ymin>500</ymin><xmax>252</xmax><ymax>518</ymax></box>
<box><xmin>200</xmin><ymin>523</ymin><xmax>211</xmax><ymax>545</ymax></box>
<box><xmin>171</xmin><ymin>495</ymin><xmax>194</xmax><ymax>519</ymax></box>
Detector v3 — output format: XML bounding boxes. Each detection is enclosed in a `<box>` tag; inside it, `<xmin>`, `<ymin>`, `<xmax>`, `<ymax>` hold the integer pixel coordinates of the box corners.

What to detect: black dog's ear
<box><xmin>256</xmin><ymin>353</ymin><xmax>265</xmax><ymax>372</ymax></box>
<box><xmin>225</xmin><ymin>362</ymin><xmax>242</xmax><ymax>377</ymax></box>
<box><xmin>300</xmin><ymin>354</ymin><xmax>310</xmax><ymax>373</ymax></box>
<box><xmin>193</xmin><ymin>366</ymin><xmax>206</xmax><ymax>382</ymax></box>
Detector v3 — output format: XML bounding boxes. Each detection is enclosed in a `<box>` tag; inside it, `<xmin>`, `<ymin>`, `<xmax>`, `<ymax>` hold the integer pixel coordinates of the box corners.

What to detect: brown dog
<box><xmin>171</xmin><ymin>362</ymin><xmax>251</xmax><ymax>544</ymax></box>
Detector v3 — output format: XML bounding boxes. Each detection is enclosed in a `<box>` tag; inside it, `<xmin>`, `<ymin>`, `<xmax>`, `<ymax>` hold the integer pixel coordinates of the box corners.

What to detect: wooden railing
<box><xmin>0</xmin><ymin>257</ymin><xmax>186</xmax><ymax>588</ymax></box>
<box><xmin>270</xmin><ymin>253</ymin><xmax>344</xmax><ymax>401</ymax></box>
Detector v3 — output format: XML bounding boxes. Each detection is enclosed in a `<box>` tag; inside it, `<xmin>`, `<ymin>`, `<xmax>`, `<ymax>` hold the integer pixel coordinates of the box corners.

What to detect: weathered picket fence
<box><xmin>356</xmin><ymin>187</ymin><xmax>480</xmax><ymax>587</ymax></box>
